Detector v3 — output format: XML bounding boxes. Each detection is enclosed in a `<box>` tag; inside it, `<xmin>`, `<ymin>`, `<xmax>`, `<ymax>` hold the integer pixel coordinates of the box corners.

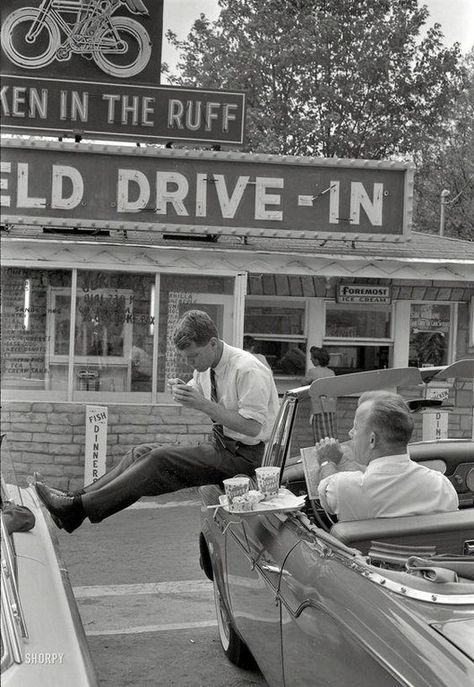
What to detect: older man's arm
<box><xmin>314</xmin><ymin>439</ymin><xmax>344</xmax><ymax>514</ymax></box>
<box><xmin>317</xmin><ymin>472</ymin><xmax>340</xmax><ymax>514</ymax></box>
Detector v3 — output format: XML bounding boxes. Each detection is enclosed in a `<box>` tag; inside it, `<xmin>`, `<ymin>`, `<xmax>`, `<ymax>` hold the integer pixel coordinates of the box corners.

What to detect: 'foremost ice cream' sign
<box><xmin>337</xmin><ymin>284</ymin><xmax>392</xmax><ymax>303</ymax></box>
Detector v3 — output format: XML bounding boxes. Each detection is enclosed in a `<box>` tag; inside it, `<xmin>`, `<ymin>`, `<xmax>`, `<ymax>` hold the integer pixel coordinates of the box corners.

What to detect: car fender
<box><xmin>199</xmin><ymin>484</ymin><xmax>236</xmax><ymax>626</ymax></box>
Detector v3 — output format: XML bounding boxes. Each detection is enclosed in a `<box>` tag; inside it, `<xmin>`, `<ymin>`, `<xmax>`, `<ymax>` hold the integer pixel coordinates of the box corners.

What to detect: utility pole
<box><xmin>439</xmin><ymin>189</ymin><xmax>450</xmax><ymax>236</ymax></box>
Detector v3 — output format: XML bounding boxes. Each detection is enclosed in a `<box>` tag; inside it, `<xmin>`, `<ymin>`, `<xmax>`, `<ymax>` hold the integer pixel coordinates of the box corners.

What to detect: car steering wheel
<box><xmin>309</xmin><ymin>497</ymin><xmax>336</xmax><ymax>531</ymax></box>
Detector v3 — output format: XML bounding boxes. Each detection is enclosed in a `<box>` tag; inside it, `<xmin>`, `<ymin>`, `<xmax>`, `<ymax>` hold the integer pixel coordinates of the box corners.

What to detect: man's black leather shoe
<box><xmin>32</xmin><ymin>472</ymin><xmax>77</xmax><ymax>497</ymax></box>
<box><xmin>34</xmin><ymin>482</ymin><xmax>86</xmax><ymax>533</ymax></box>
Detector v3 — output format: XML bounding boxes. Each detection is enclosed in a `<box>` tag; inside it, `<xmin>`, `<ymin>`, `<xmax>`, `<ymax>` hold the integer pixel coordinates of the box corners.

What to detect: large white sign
<box><xmin>84</xmin><ymin>405</ymin><xmax>108</xmax><ymax>486</ymax></box>
<box><xmin>0</xmin><ymin>140</ymin><xmax>413</xmax><ymax>240</ymax></box>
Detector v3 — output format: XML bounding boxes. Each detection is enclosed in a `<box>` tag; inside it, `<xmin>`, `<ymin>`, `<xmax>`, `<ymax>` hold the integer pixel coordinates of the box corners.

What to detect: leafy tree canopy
<box><xmin>167</xmin><ymin>0</ymin><xmax>466</xmax><ymax>160</ymax></box>
<box><xmin>413</xmin><ymin>49</ymin><xmax>474</xmax><ymax>239</ymax></box>
<box><xmin>167</xmin><ymin>0</ymin><xmax>472</xmax><ymax>239</ymax></box>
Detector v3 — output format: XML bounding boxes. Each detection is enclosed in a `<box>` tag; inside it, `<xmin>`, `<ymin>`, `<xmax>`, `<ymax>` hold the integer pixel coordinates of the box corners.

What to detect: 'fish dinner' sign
<box><xmin>0</xmin><ymin>139</ymin><xmax>413</xmax><ymax>240</ymax></box>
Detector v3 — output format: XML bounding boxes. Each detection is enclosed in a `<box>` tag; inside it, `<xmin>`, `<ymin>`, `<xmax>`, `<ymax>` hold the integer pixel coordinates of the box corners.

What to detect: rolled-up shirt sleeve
<box><xmin>235</xmin><ymin>368</ymin><xmax>271</xmax><ymax>426</ymax></box>
<box><xmin>318</xmin><ymin>474</ymin><xmax>340</xmax><ymax>515</ymax></box>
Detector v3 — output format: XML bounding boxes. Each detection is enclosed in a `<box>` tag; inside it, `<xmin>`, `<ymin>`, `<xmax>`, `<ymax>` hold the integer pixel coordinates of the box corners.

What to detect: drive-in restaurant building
<box><xmin>1</xmin><ymin>139</ymin><xmax>473</xmax><ymax>489</ymax></box>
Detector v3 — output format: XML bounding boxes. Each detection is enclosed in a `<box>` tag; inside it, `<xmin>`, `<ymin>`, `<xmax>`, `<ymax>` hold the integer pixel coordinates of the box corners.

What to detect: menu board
<box><xmin>164</xmin><ymin>291</ymin><xmax>194</xmax><ymax>384</ymax></box>
<box><xmin>1</xmin><ymin>268</ymin><xmax>48</xmax><ymax>383</ymax></box>
<box><xmin>164</xmin><ymin>291</ymin><xmax>225</xmax><ymax>385</ymax></box>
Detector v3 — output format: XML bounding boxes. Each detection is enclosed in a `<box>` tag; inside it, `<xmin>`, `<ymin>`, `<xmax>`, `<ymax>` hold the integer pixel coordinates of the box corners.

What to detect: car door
<box><xmin>279</xmin><ymin>533</ymin><xmax>403</xmax><ymax>687</ymax></box>
<box><xmin>222</xmin><ymin>508</ymin><xmax>300</xmax><ymax>687</ymax></box>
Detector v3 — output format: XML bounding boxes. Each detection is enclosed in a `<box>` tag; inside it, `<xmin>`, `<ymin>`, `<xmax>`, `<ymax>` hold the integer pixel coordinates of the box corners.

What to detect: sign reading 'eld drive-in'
<box><xmin>1</xmin><ymin>140</ymin><xmax>413</xmax><ymax>239</ymax></box>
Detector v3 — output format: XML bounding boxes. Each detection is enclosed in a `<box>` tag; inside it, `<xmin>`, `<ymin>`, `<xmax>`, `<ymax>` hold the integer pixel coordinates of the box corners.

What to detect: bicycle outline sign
<box><xmin>0</xmin><ymin>0</ymin><xmax>162</xmax><ymax>83</ymax></box>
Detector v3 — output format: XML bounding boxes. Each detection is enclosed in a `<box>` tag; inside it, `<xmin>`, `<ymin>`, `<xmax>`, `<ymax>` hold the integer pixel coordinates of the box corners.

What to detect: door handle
<box><xmin>261</xmin><ymin>563</ymin><xmax>280</xmax><ymax>573</ymax></box>
<box><xmin>261</xmin><ymin>563</ymin><xmax>290</xmax><ymax>576</ymax></box>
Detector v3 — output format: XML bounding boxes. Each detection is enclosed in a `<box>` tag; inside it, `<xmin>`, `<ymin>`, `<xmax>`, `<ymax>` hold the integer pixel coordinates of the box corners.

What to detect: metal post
<box><xmin>439</xmin><ymin>189</ymin><xmax>450</xmax><ymax>236</ymax></box>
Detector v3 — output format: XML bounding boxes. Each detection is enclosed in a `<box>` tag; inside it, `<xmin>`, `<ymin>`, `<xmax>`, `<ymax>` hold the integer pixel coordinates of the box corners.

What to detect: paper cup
<box><xmin>255</xmin><ymin>466</ymin><xmax>280</xmax><ymax>499</ymax></box>
<box><xmin>223</xmin><ymin>477</ymin><xmax>250</xmax><ymax>506</ymax></box>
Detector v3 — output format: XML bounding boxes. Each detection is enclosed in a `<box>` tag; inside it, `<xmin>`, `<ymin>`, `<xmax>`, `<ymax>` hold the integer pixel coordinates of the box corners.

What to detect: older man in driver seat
<box><xmin>316</xmin><ymin>394</ymin><xmax>459</xmax><ymax>522</ymax></box>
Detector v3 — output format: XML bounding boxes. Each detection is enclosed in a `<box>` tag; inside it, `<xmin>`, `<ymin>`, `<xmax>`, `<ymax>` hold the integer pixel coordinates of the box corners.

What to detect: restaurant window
<box><xmin>1</xmin><ymin>267</ymin><xmax>235</xmax><ymax>399</ymax></box>
<box><xmin>323</xmin><ymin>303</ymin><xmax>393</xmax><ymax>373</ymax></box>
<box><xmin>244</xmin><ymin>299</ymin><xmax>307</xmax><ymax>376</ymax></box>
<box><xmin>1</xmin><ymin>267</ymin><xmax>72</xmax><ymax>391</ymax></box>
<box><xmin>157</xmin><ymin>273</ymin><xmax>234</xmax><ymax>391</ymax></box>
<box><xmin>408</xmin><ymin>303</ymin><xmax>452</xmax><ymax>367</ymax></box>
<box><xmin>48</xmin><ymin>270</ymin><xmax>156</xmax><ymax>394</ymax></box>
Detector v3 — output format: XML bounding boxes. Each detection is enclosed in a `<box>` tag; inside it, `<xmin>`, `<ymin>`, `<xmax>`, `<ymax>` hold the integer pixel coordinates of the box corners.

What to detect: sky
<box><xmin>161</xmin><ymin>0</ymin><xmax>474</xmax><ymax>77</ymax></box>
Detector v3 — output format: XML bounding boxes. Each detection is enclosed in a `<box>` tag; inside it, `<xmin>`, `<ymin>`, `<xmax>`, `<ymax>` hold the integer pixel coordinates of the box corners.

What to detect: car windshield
<box><xmin>286</xmin><ymin>394</ymin><xmax>314</xmax><ymax>459</ymax></box>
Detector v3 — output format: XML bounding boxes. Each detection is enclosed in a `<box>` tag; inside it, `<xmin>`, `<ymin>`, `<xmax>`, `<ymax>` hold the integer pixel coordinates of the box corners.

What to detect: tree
<box><xmin>413</xmin><ymin>49</ymin><xmax>474</xmax><ymax>240</ymax></box>
<box><xmin>167</xmin><ymin>0</ymin><xmax>466</xmax><ymax>160</ymax></box>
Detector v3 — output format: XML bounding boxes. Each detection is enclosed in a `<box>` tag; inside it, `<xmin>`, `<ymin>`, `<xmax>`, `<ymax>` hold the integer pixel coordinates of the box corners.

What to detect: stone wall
<box><xmin>1</xmin><ymin>402</ymin><xmax>211</xmax><ymax>492</ymax></box>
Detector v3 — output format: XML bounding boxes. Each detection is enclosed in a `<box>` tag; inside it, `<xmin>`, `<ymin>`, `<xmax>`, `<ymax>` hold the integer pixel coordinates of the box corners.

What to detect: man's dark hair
<box><xmin>243</xmin><ymin>335</ymin><xmax>256</xmax><ymax>349</ymax></box>
<box><xmin>310</xmin><ymin>346</ymin><xmax>330</xmax><ymax>367</ymax></box>
<box><xmin>173</xmin><ymin>310</ymin><xmax>219</xmax><ymax>350</ymax></box>
<box><xmin>363</xmin><ymin>395</ymin><xmax>414</xmax><ymax>445</ymax></box>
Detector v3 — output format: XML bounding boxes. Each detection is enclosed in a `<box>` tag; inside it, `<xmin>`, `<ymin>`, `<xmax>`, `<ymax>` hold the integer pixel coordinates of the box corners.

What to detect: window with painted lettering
<box><xmin>0</xmin><ymin>267</ymin><xmax>71</xmax><ymax>392</ymax></box>
<box><xmin>408</xmin><ymin>303</ymin><xmax>452</xmax><ymax>367</ymax></box>
<box><xmin>157</xmin><ymin>273</ymin><xmax>234</xmax><ymax>391</ymax></box>
<box><xmin>1</xmin><ymin>267</ymin><xmax>236</xmax><ymax>401</ymax></box>
<box><xmin>47</xmin><ymin>271</ymin><xmax>156</xmax><ymax>397</ymax></box>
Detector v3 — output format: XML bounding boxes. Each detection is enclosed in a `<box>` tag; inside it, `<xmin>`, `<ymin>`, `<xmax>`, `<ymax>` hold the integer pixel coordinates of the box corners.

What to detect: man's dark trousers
<box><xmin>81</xmin><ymin>438</ymin><xmax>264</xmax><ymax>523</ymax></box>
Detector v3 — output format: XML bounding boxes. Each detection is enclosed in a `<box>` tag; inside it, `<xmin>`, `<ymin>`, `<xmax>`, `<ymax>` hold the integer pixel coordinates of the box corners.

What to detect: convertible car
<box><xmin>1</xmin><ymin>436</ymin><xmax>98</xmax><ymax>687</ymax></box>
<box><xmin>199</xmin><ymin>361</ymin><xmax>474</xmax><ymax>687</ymax></box>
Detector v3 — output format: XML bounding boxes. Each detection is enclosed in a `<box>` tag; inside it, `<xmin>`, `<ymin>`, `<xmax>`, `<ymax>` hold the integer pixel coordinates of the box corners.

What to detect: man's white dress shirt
<box><xmin>318</xmin><ymin>453</ymin><xmax>459</xmax><ymax>522</ymax></box>
<box><xmin>192</xmin><ymin>342</ymin><xmax>280</xmax><ymax>445</ymax></box>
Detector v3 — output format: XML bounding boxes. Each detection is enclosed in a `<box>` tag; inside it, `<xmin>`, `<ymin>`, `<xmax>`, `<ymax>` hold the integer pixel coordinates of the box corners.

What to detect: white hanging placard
<box><xmin>422</xmin><ymin>409</ymin><xmax>449</xmax><ymax>441</ymax></box>
<box><xmin>84</xmin><ymin>405</ymin><xmax>108</xmax><ymax>486</ymax></box>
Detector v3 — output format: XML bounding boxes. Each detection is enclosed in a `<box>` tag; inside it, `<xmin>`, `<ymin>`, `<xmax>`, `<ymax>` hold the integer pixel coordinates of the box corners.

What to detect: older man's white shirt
<box><xmin>318</xmin><ymin>453</ymin><xmax>459</xmax><ymax>522</ymax></box>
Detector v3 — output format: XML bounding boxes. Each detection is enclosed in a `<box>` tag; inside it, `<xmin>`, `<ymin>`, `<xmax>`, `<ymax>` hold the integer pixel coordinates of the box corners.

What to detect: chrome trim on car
<box><xmin>364</xmin><ymin>570</ymin><xmax>474</xmax><ymax>605</ymax></box>
<box><xmin>1</xmin><ymin>573</ymin><xmax>23</xmax><ymax>666</ymax></box>
<box><xmin>1</xmin><ymin>515</ymin><xmax>28</xmax><ymax>639</ymax></box>
<box><xmin>262</xmin><ymin>395</ymin><xmax>298</xmax><ymax>468</ymax></box>
<box><xmin>295</xmin><ymin>512</ymin><xmax>474</xmax><ymax>606</ymax></box>
<box><xmin>464</xmin><ymin>540</ymin><xmax>474</xmax><ymax>555</ymax></box>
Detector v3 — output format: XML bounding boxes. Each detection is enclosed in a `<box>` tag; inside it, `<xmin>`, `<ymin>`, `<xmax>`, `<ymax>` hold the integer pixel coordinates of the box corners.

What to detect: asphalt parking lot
<box><xmin>57</xmin><ymin>489</ymin><xmax>267</xmax><ymax>686</ymax></box>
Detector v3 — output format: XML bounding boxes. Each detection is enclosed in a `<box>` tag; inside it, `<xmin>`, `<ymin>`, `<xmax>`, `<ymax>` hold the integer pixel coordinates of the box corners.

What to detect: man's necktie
<box><xmin>210</xmin><ymin>368</ymin><xmax>226</xmax><ymax>449</ymax></box>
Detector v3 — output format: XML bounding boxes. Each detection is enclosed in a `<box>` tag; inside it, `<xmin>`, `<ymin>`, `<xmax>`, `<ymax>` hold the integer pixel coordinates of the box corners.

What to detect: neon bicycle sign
<box><xmin>1</xmin><ymin>0</ymin><xmax>152</xmax><ymax>78</ymax></box>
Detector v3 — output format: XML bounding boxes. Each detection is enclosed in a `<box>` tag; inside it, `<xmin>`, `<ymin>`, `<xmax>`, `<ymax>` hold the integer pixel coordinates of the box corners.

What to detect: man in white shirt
<box><xmin>317</xmin><ymin>394</ymin><xmax>458</xmax><ymax>522</ymax></box>
<box><xmin>35</xmin><ymin>310</ymin><xmax>280</xmax><ymax>532</ymax></box>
